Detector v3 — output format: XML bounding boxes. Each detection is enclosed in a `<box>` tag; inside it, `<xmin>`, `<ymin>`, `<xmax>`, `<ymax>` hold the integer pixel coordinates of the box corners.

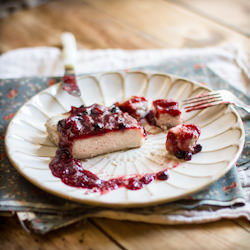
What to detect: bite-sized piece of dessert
<box><xmin>46</xmin><ymin>104</ymin><xmax>145</xmax><ymax>159</ymax></box>
<box><xmin>148</xmin><ymin>99</ymin><xmax>181</xmax><ymax>129</ymax></box>
<box><xmin>116</xmin><ymin>96</ymin><xmax>149</xmax><ymax>121</ymax></box>
<box><xmin>166</xmin><ymin>124</ymin><xmax>202</xmax><ymax>161</ymax></box>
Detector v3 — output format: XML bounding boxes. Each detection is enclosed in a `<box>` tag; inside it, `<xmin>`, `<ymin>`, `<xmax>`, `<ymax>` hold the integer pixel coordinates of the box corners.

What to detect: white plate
<box><xmin>5</xmin><ymin>71</ymin><xmax>245</xmax><ymax>207</ymax></box>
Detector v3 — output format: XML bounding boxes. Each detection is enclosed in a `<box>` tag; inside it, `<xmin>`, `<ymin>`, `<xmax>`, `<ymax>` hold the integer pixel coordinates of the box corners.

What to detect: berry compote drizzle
<box><xmin>50</xmin><ymin>149</ymin><xmax>169</xmax><ymax>193</ymax></box>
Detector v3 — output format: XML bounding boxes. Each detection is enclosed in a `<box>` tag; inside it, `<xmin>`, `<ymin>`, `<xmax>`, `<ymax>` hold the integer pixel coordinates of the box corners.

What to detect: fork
<box><xmin>183</xmin><ymin>90</ymin><xmax>250</xmax><ymax>113</ymax></box>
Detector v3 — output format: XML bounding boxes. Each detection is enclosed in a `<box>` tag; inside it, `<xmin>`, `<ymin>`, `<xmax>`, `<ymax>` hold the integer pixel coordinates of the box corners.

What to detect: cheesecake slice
<box><xmin>166</xmin><ymin>124</ymin><xmax>202</xmax><ymax>161</ymax></box>
<box><xmin>46</xmin><ymin>104</ymin><xmax>145</xmax><ymax>159</ymax></box>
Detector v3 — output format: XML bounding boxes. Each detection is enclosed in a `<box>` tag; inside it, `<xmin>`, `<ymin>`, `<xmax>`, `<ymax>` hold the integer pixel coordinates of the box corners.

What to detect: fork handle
<box><xmin>235</xmin><ymin>103</ymin><xmax>250</xmax><ymax>113</ymax></box>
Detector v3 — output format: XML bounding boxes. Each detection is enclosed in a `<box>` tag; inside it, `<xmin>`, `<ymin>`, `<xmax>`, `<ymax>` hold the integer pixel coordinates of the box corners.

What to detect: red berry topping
<box><xmin>116</xmin><ymin>96</ymin><xmax>149</xmax><ymax>121</ymax></box>
<box><xmin>152</xmin><ymin>99</ymin><xmax>181</xmax><ymax>118</ymax></box>
<box><xmin>156</xmin><ymin>170</ymin><xmax>169</xmax><ymax>180</ymax></box>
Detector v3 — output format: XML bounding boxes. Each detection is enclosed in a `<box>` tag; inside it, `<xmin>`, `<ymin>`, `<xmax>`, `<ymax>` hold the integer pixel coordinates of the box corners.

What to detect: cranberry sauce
<box><xmin>50</xmin><ymin>148</ymin><xmax>169</xmax><ymax>193</ymax></box>
<box><xmin>152</xmin><ymin>99</ymin><xmax>181</xmax><ymax>118</ymax></box>
<box><xmin>166</xmin><ymin>124</ymin><xmax>202</xmax><ymax>161</ymax></box>
<box><xmin>57</xmin><ymin>104</ymin><xmax>142</xmax><ymax>147</ymax></box>
<box><xmin>116</xmin><ymin>96</ymin><xmax>149</xmax><ymax>121</ymax></box>
<box><xmin>62</xmin><ymin>75</ymin><xmax>80</xmax><ymax>92</ymax></box>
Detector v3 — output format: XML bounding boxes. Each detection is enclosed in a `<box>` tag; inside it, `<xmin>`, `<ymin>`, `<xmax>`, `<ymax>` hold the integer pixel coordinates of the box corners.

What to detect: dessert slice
<box><xmin>116</xmin><ymin>96</ymin><xmax>149</xmax><ymax>121</ymax></box>
<box><xmin>166</xmin><ymin>124</ymin><xmax>202</xmax><ymax>161</ymax></box>
<box><xmin>46</xmin><ymin>104</ymin><xmax>145</xmax><ymax>159</ymax></box>
<box><xmin>149</xmin><ymin>99</ymin><xmax>182</xmax><ymax>129</ymax></box>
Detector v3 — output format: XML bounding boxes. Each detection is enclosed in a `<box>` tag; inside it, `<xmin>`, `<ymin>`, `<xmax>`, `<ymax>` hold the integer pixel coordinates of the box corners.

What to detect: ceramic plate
<box><xmin>5</xmin><ymin>71</ymin><xmax>245</xmax><ymax>207</ymax></box>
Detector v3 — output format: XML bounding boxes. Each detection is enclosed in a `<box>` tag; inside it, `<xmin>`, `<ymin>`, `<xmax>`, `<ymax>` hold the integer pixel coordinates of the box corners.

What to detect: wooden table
<box><xmin>1</xmin><ymin>0</ymin><xmax>250</xmax><ymax>249</ymax></box>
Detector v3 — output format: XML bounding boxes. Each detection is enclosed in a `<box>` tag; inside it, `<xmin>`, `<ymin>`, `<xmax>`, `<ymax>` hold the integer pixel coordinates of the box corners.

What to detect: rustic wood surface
<box><xmin>0</xmin><ymin>0</ymin><xmax>249</xmax><ymax>249</ymax></box>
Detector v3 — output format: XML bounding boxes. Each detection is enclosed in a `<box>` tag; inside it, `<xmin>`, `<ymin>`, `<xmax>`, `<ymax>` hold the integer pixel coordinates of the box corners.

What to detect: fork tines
<box><xmin>183</xmin><ymin>92</ymin><xmax>221</xmax><ymax>104</ymax></box>
<box><xmin>183</xmin><ymin>92</ymin><xmax>224</xmax><ymax>112</ymax></box>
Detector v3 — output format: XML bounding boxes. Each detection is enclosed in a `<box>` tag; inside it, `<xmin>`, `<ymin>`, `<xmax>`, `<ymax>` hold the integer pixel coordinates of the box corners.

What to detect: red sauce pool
<box><xmin>49</xmin><ymin>148</ymin><xmax>170</xmax><ymax>193</ymax></box>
